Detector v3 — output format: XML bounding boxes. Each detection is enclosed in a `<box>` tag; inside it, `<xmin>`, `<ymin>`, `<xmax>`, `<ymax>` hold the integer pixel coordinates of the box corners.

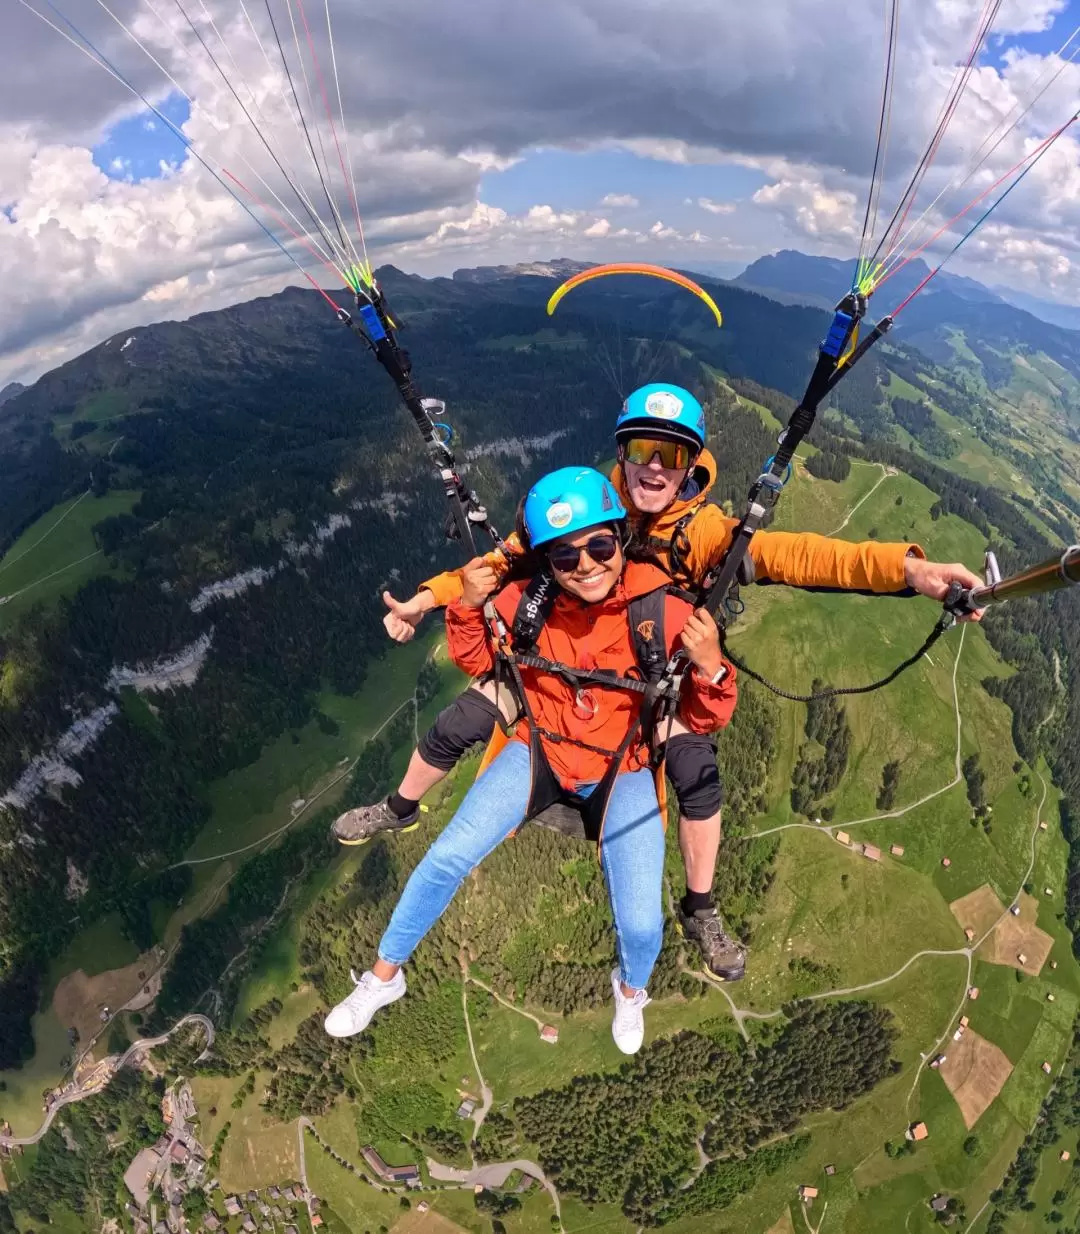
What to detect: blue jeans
<box><xmin>378</xmin><ymin>741</ymin><xmax>665</xmax><ymax>990</ymax></box>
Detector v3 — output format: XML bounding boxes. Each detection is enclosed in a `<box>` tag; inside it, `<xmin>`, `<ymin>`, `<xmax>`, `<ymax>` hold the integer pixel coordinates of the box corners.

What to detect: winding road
<box><xmin>0</xmin><ymin>1013</ymin><xmax>213</xmax><ymax>1148</ymax></box>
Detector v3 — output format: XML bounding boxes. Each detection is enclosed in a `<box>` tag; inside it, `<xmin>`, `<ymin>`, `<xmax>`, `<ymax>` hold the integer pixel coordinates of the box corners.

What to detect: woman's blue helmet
<box><xmin>615</xmin><ymin>383</ymin><xmax>706</xmax><ymax>450</ymax></box>
<box><xmin>523</xmin><ymin>466</ymin><xmax>627</xmax><ymax>549</ymax></box>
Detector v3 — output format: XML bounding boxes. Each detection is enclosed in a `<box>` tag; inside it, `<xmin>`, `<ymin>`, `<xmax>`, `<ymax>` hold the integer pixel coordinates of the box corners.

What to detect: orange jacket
<box><xmin>444</xmin><ymin>560</ymin><xmax>737</xmax><ymax>791</ymax></box>
<box><xmin>421</xmin><ymin>449</ymin><xmax>923</xmax><ymax>606</ymax></box>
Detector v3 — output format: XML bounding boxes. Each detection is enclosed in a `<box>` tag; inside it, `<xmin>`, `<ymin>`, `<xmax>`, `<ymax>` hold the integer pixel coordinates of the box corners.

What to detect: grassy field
<box><xmin>0</xmin><ymin>489</ymin><xmax>140</xmax><ymax>628</ymax></box>
<box><xmin>184</xmin><ymin>629</ymin><xmax>465</xmax><ymax>872</ymax></box>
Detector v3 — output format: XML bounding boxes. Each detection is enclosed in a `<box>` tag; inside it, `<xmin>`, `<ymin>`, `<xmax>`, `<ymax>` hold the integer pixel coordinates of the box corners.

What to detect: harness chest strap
<box><xmin>484</xmin><ymin>574</ymin><xmax>677</xmax><ymax>845</ymax></box>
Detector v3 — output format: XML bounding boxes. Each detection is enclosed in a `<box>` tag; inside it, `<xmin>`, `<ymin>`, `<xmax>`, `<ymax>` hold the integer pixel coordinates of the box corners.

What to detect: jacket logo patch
<box><xmin>636</xmin><ymin>619</ymin><xmax>656</xmax><ymax>642</ymax></box>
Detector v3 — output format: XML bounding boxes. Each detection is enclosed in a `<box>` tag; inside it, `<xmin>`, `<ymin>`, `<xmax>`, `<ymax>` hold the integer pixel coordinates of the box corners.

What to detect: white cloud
<box><xmin>4</xmin><ymin>0</ymin><xmax>1080</xmax><ymax>381</ymax></box>
<box><xmin>697</xmin><ymin>196</ymin><xmax>736</xmax><ymax>215</ymax></box>
<box><xmin>752</xmin><ymin>172</ymin><xmax>860</xmax><ymax>242</ymax></box>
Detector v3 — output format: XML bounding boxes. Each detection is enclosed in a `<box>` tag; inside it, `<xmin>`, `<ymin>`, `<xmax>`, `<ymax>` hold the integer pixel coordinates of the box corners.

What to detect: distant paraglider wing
<box><xmin>546</xmin><ymin>263</ymin><xmax>723</xmax><ymax>328</ymax></box>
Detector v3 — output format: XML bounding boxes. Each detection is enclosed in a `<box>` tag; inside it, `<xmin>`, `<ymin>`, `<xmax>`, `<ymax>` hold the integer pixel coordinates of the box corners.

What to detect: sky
<box><xmin>3</xmin><ymin>0</ymin><xmax>1080</xmax><ymax>386</ymax></box>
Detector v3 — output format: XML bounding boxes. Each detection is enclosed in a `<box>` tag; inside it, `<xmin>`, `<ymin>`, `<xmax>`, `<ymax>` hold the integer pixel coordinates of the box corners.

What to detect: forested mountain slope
<box><xmin>2</xmin><ymin>261</ymin><xmax>1080</xmax><ymax>1233</ymax></box>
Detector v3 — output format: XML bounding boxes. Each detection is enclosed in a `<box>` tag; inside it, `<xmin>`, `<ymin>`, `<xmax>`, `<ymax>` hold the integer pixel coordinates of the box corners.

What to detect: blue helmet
<box><xmin>615</xmin><ymin>383</ymin><xmax>706</xmax><ymax>450</ymax></box>
<box><xmin>523</xmin><ymin>466</ymin><xmax>627</xmax><ymax>549</ymax></box>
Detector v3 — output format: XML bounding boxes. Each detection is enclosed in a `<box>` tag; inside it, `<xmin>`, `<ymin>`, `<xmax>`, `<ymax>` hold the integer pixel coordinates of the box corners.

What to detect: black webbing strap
<box><xmin>720</xmin><ymin>611</ymin><xmax>953</xmax><ymax>702</ymax></box>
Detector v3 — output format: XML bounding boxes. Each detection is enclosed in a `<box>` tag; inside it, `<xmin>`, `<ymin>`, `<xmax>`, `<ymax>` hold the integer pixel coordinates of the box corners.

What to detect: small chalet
<box><xmin>959</xmin><ymin>1015</ymin><xmax>969</xmax><ymax>1028</ymax></box>
<box><xmin>968</xmin><ymin>986</ymin><xmax>980</xmax><ymax>1000</ymax></box>
<box><xmin>930</xmin><ymin>1195</ymin><xmax>949</xmax><ymax>1213</ymax></box>
<box><xmin>1043</xmin><ymin>1062</ymin><xmax>1053</xmax><ymax>1075</ymax></box>
<box><xmin>540</xmin><ymin>1024</ymin><xmax>559</xmax><ymax>1044</ymax></box>
<box><xmin>941</xmin><ymin>857</ymin><xmax>951</xmax><ymax>868</ymax></box>
<box><xmin>798</xmin><ymin>1185</ymin><xmax>818</xmax><ymax>1203</ymax></box>
<box><xmin>908</xmin><ymin>1122</ymin><xmax>929</xmax><ymax>1142</ymax></box>
<box><xmin>1018</xmin><ymin>952</ymin><xmax>1028</xmax><ymax>965</ymax></box>
<box><xmin>1061</xmin><ymin>1151</ymin><xmax>1071</xmax><ymax>1162</ymax></box>
<box><xmin>835</xmin><ymin>831</ymin><xmax>851</xmax><ymax>846</ymax></box>
<box><xmin>824</xmin><ymin>1164</ymin><xmax>836</xmax><ymax>1176</ymax></box>
<box><xmin>224</xmin><ymin>1198</ymin><xmax>242</xmax><ymax>1218</ymax></box>
<box><xmin>964</xmin><ymin>928</ymin><xmax>975</xmax><ymax>941</ymax></box>
<box><xmin>890</xmin><ymin>844</ymin><xmax>904</xmax><ymax>857</ymax></box>
<box><xmin>861</xmin><ymin>844</ymin><xmax>881</xmax><ymax>862</ymax></box>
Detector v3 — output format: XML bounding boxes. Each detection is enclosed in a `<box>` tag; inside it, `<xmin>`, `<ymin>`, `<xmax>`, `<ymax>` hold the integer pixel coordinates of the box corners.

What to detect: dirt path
<box><xmin>751</xmin><ymin>622</ymin><xmax>967</xmax><ymax>842</ymax></box>
<box><xmin>459</xmin><ymin>962</ymin><xmax>494</xmax><ymax>1140</ymax></box>
<box><xmin>0</xmin><ymin>490</ymin><xmax>91</xmax><ymax>575</ymax></box>
<box><xmin>170</xmin><ymin>685</ymin><xmax>422</xmax><ymax>870</ymax></box>
<box><xmin>825</xmin><ymin>464</ymin><xmax>895</xmax><ymax>536</ymax></box>
<box><xmin>466</xmin><ymin>972</ymin><xmax>546</xmax><ymax>1030</ymax></box>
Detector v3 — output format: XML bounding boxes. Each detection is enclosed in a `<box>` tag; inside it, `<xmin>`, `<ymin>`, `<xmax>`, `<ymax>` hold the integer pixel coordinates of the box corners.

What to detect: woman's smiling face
<box><xmin>546</xmin><ymin>526</ymin><xmax>623</xmax><ymax>602</ymax></box>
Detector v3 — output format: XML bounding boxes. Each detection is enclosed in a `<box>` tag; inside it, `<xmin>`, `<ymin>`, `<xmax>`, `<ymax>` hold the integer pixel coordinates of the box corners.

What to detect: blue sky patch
<box><xmin>480</xmin><ymin>147</ymin><xmax>765</xmax><ymax>215</ymax></box>
<box><xmin>984</xmin><ymin>1</ymin><xmax>1078</xmax><ymax>70</ymax></box>
<box><xmin>92</xmin><ymin>90</ymin><xmax>191</xmax><ymax>183</ymax></box>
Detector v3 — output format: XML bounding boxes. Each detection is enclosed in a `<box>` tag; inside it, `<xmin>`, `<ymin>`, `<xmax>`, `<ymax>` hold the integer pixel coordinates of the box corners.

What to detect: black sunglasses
<box><xmin>547</xmin><ymin>533</ymin><xmax>620</xmax><ymax>573</ymax></box>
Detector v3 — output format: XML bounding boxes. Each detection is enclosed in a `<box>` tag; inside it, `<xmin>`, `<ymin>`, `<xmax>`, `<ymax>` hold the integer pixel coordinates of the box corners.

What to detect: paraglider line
<box><xmin>94</xmin><ymin>0</ymin><xmax>342</xmax><ymax>274</ymax></box>
<box><xmin>295</xmin><ymin>0</ymin><xmax>368</xmax><ymax>268</ymax></box>
<box><xmin>170</xmin><ymin>0</ymin><xmax>350</xmax><ymax>270</ymax></box>
<box><xmin>223</xmin><ymin>168</ymin><xmax>345</xmax><ymax>284</ymax></box>
<box><xmin>892</xmin><ymin>111</ymin><xmax>1077</xmax><ymax>316</ymax></box>
<box><xmin>23</xmin><ymin>0</ymin><xmax>341</xmax><ymax>317</ymax></box>
<box><xmin>875</xmin><ymin>20</ymin><xmax>1080</xmax><ymax>285</ymax></box>
<box><xmin>877</xmin><ymin>112</ymin><xmax>1076</xmax><ymax>295</ymax></box>
<box><xmin>855</xmin><ymin>0</ymin><xmax>900</xmax><ymax>289</ymax></box>
<box><xmin>323</xmin><ymin>0</ymin><xmax>368</xmax><ymax>270</ymax></box>
<box><xmin>263</xmin><ymin>0</ymin><xmax>355</xmax><ymax>267</ymax></box>
<box><xmin>869</xmin><ymin>0</ymin><xmax>1003</xmax><ymax>269</ymax></box>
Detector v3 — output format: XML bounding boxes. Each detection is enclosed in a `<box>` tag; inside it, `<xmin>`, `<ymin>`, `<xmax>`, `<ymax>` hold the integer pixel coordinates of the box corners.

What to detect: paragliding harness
<box><xmin>481</xmin><ymin>572</ymin><xmax>696</xmax><ymax>846</ymax></box>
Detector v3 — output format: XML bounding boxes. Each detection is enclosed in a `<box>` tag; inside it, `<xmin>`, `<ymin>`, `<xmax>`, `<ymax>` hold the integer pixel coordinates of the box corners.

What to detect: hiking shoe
<box><xmin>331</xmin><ymin>799</ymin><xmax>420</xmax><ymax>845</ymax></box>
<box><xmin>324</xmin><ymin>968</ymin><xmax>406</xmax><ymax>1038</ymax></box>
<box><xmin>677</xmin><ymin>906</ymin><xmax>746</xmax><ymax>981</ymax></box>
<box><xmin>610</xmin><ymin>969</ymin><xmax>651</xmax><ymax>1055</ymax></box>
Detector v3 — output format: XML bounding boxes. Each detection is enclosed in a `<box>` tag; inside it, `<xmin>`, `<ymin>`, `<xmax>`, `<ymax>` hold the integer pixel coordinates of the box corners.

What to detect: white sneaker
<box><xmin>324</xmin><ymin>968</ymin><xmax>406</xmax><ymax>1038</ymax></box>
<box><xmin>610</xmin><ymin>969</ymin><xmax>651</xmax><ymax>1055</ymax></box>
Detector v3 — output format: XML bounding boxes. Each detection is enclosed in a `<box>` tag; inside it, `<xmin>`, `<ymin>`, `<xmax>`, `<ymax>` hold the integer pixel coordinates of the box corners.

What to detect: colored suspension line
<box><xmin>892</xmin><ymin>110</ymin><xmax>1079</xmax><ymax>317</ymax></box>
<box><xmin>21</xmin><ymin>0</ymin><xmax>338</xmax><ymax>312</ymax></box>
<box><xmin>854</xmin><ymin>0</ymin><xmax>901</xmax><ymax>293</ymax></box>
<box><xmin>294</xmin><ymin>0</ymin><xmax>368</xmax><ymax>272</ymax></box>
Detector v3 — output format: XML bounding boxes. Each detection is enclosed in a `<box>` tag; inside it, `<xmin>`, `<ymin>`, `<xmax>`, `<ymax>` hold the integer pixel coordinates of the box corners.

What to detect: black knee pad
<box><xmin>664</xmin><ymin>732</ymin><xmax>723</xmax><ymax>820</ymax></box>
<box><xmin>418</xmin><ymin>689</ymin><xmax>499</xmax><ymax>772</ymax></box>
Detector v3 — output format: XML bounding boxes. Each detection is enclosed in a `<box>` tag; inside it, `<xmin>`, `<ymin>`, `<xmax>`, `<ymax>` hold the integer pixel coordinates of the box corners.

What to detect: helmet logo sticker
<box><xmin>546</xmin><ymin>501</ymin><xmax>574</xmax><ymax>529</ymax></box>
<box><xmin>644</xmin><ymin>390</ymin><xmax>683</xmax><ymax>419</ymax></box>
<box><xmin>601</xmin><ymin>485</ymin><xmax>613</xmax><ymax>511</ymax></box>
